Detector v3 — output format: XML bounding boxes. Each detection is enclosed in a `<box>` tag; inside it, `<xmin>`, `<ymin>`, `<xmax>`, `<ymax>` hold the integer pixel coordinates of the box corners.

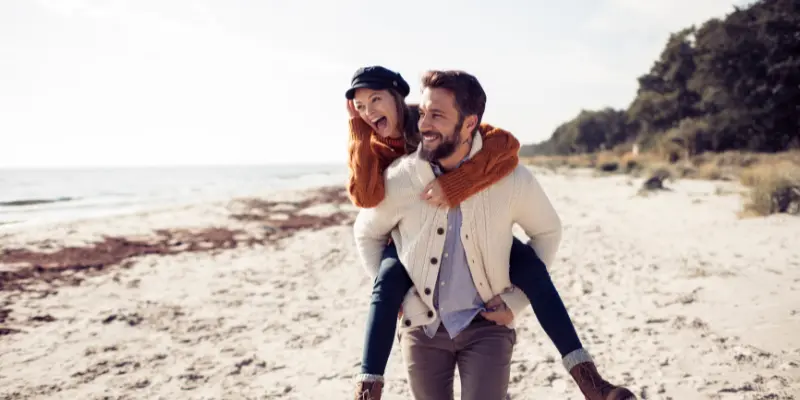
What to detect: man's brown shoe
<box><xmin>354</xmin><ymin>380</ymin><xmax>383</xmax><ymax>400</ymax></box>
<box><xmin>569</xmin><ymin>362</ymin><xmax>636</xmax><ymax>400</ymax></box>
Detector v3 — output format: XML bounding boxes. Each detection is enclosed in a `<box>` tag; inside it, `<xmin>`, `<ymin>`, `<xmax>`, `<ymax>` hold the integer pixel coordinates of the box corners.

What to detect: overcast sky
<box><xmin>0</xmin><ymin>0</ymin><xmax>750</xmax><ymax>167</ymax></box>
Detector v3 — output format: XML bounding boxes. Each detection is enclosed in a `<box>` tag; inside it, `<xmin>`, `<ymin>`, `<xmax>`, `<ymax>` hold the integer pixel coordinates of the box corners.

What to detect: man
<box><xmin>353</xmin><ymin>70</ymin><xmax>563</xmax><ymax>399</ymax></box>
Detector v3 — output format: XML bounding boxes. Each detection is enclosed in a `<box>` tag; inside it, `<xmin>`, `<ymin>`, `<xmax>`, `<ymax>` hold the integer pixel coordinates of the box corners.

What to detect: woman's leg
<box><xmin>358</xmin><ymin>241</ymin><xmax>414</xmax><ymax>378</ymax></box>
<box><xmin>508</xmin><ymin>237</ymin><xmax>582</xmax><ymax>357</ymax></box>
<box><xmin>508</xmin><ymin>238</ymin><xmax>636</xmax><ymax>400</ymax></box>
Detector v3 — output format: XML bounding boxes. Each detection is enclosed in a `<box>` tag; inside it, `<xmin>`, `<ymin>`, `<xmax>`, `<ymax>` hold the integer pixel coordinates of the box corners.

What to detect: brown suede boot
<box><xmin>569</xmin><ymin>362</ymin><xmax>636</xmax><ymax>400</ymax></box>
<box><xmin>354</xmin><ymin>380</ymin><xmax>383</xmax><ymax>400</ymax></box>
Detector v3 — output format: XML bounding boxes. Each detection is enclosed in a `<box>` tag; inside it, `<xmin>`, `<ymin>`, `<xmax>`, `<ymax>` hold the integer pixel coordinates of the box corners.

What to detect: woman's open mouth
<box><xmin>371</xmin><ymin>116</ymin><xmax>388</xmax><ymax>132</ymax></box>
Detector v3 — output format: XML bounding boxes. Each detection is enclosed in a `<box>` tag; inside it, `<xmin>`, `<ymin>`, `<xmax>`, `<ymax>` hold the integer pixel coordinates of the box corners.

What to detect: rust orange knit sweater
<box><xmin>347</xmin><ymin>117</ymin><xmax>520</xmax><ymax>208</ymax></box>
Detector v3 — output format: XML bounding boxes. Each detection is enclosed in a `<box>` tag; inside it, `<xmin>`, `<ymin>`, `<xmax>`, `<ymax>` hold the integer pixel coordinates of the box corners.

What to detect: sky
<box><xmin>0</xmin><ymin>0</ymin><xmax>752</xmax><ymax>167</ymax></box>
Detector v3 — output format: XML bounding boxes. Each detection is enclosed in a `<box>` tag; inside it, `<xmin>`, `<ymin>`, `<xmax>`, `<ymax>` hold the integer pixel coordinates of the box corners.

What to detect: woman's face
<box><xmin>352</xmin><ymin>88</ymin><xmax>400</xmax><ymax>138</ymax></box>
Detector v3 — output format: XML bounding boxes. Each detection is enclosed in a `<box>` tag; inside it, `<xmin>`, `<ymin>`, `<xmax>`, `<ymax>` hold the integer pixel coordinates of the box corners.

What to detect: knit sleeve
<box><xmin>346</xmin><ymin>118</ymin><xmax>405</xmax><ymax>208</ymax></box>
<box><xmin>512</xmin><ymin>168</ymin><xmax>562</xmax><ymax>268</ymax></box>
<box><xmin>435</xmin><ymin>123</ymin><xmax>521</xmax><ymax>207</ymax></box>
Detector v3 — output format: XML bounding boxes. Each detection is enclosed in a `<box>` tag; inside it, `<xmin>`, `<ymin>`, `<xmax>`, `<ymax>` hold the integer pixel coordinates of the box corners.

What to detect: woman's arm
<box><xmin>435</xmin><ymin>123</ymin><xmax>521</xmax><ymax>207</ymax></box>
<box><xmin>346</xmin><ymin>118</ymin><xmax>406</xmax><ymax>208</ymax></box>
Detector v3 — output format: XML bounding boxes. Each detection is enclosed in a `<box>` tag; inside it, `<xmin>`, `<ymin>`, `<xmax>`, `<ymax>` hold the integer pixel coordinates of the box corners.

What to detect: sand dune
<box><xmin>1</xmin><ymin>169</ymin><xmax>799</xmax><ymax>399</ymax></box>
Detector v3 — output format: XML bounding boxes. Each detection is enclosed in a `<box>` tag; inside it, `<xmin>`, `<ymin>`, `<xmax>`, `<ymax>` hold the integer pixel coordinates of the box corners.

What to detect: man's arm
<box><xmin>353</xmin><ymin>197</ymin><xmax>402</xmax><ymax>279</ymax></box>
<box><xmin>511</xmin><ymin>168</ymin><xmax>562</xmax><ymax>267</ymax></box>
<box><xmin>499</xmin><ymin>168</ymin><xmax>563</xmax><ymax>318</ymax></box>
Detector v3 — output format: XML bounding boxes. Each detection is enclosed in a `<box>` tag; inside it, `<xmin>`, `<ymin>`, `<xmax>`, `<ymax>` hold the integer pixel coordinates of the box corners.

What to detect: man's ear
<box><xmin>463</xmin><ymin>115</ymin><xmax>478</xmax><ymax>135</ymax></box>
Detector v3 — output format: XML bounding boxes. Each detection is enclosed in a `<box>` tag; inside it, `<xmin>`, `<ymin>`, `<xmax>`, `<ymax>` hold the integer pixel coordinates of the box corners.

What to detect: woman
<box><xmin>346</xmin><ymin>66</ymin><xmax>635</xmax><ymax>400</ymax></box>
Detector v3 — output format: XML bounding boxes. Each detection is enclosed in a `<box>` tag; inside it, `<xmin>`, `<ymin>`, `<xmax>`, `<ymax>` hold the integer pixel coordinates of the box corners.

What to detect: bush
<box><xmin>696</xmin><ymin>163</ymin><xmax>723</xmax><ymax>180</ymax></box>
<box><xmin>597</xmin><ymin>161</ymin><xmax>619</xmax><ymax>172</ymax></box>
<box><xmin>647</xmin><ymin>164</ymin><xmax>675</xmax><ymax>182</ymax></box>
<box><xmin>619</xmin><ymin>153</ymin><xmax>642</xmax><ymax>173</ymax></box>
<box><xmin>741</xmin><ymin>162</ymin><xmax>800</xmax><ymax>216</ymax></box>
<box><xmin>639</xmin><ymin>165</ymin><xmax>676</xmax><ymax>193</ymax></box>
<box><xmin>592</xmin><ymin>151</ymin><xmax>619</xmax><ymax>173</ymax></box>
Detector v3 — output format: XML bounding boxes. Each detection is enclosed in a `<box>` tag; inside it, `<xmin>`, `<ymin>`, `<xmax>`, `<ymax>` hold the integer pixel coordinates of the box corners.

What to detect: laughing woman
<box><xmin>346</xmin><ymin>66</ymin><xmax>635</xmax><ymax>400</ymax></box>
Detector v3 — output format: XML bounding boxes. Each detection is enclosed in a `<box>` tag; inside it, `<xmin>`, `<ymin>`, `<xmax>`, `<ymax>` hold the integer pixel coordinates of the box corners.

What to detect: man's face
<box><xmin>417</xmin><ymin>87</ymin><xmax>465</xmax><ymax>162</ymax></box>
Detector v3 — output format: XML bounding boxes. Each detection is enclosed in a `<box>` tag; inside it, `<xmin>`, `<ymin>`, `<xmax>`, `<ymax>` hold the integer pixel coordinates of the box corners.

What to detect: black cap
<box><xmin>345</xmin><ymin>66</ymin><xmax>410</xmax><ymax>100</ymax></box>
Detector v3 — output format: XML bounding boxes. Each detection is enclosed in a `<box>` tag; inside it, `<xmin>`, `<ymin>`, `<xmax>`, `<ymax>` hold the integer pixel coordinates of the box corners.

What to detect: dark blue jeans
<box><xmin>360</xmin><ymin>237</ymin><xmax>584</xmax><ymax>376</ymax></box>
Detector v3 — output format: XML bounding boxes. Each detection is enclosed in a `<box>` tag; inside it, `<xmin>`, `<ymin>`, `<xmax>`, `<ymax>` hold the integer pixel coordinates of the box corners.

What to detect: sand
<box><xmin>1</xmin><ymin>169</ymin><xmax>799</xmax><ymax>399</ymax></box>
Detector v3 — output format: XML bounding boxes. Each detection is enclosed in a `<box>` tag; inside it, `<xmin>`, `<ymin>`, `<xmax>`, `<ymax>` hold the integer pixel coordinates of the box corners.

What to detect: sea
<box><xmin>0</xmin><ymin>164</ymin><xmax>348</xmax><ymax>228</ymax></box>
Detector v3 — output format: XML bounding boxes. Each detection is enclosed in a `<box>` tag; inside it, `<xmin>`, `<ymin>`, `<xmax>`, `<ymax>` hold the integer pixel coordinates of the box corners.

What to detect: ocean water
<box><xmin>0</xmin><ymin>164</ymin><xmax>348</xmax><ymax>228</ymax></box>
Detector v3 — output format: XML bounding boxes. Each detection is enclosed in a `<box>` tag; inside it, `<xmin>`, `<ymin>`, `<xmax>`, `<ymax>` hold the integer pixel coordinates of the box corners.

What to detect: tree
<box><xmin>526</xmin><ymin>0</ymin><xmax>800</xmax><ymax>156</ymax></box>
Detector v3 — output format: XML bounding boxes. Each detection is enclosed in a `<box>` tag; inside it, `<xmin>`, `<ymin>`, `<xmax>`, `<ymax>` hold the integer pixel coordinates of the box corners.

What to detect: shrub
<box><xmin>648</xmin><ymin>164</ymin><xmax>675</xmax><ymax>182</ymax></box>
<box><xmin>696</xmin><ymin>163</ymin><xmax>723</xmax><ymax>180</ymax></box>
<box><xmin>598</xmin><ymin>161</ymin><xmax>620</xmax><ymax>172</ymax></box>
<box><xmin>741</xmin><ymin>162</ymin><xmax>800</xmax><ymax>216</ymax></box>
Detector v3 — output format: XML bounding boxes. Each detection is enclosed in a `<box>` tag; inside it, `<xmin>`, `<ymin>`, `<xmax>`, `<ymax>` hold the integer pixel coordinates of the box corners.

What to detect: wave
<box><xmin>0</xmin><ymin>164</ymin><xmax>348</xmax><ymax>227</ymax></box>
<box><xmin>0</xmin><ymin>197</ymin><xmax>76</xmax><ymax>207</ymax></box>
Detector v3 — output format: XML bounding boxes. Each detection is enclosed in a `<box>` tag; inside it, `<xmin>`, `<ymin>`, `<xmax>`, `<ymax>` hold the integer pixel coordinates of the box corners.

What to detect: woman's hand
<box><xmin>346</xmin><ymin>100</ymin><xmax>360</xmax><ymax>119</ymax></box>
<box><xmin>420</xmin><ymin>180</ymin><xmax>448</xmax><ymax>208</ymax></box>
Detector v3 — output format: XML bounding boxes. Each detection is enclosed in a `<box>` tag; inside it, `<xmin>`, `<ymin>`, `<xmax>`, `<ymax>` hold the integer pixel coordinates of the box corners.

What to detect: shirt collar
<box><xmin>431</xmin><ymin>155</ymin><xmax>469</xmax><ymax>177</ymax></box>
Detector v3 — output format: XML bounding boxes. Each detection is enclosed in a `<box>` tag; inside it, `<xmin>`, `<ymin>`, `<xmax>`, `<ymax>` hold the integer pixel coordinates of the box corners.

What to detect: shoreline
<box><xmin>0</xmin><ymin>178</ymin><xmax>348</xmax><ymax>232</ymax></box>
<box><xmin>1</xmin><ymin>171</ymin><xmax>799</xmax><ymax>399</ymax></box>
<box><xmin>0</xmin><ymin>165</ymin><xmax>348</xmax><ymax>229</ymax></box>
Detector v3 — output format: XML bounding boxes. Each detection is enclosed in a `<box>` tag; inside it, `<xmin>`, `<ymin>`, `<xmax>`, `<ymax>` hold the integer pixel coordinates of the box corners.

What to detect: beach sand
<box><xmin>1</xmin><ymin>169</ymin><xmax>799</xmax><ymax>399</ymax></box>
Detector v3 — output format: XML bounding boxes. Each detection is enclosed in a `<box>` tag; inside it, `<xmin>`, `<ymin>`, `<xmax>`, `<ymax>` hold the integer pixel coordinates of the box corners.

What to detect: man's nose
<box><xmin>418</xmin><ymin>113</ymin><xmax>432</xmax><ymax>130</ymax></box>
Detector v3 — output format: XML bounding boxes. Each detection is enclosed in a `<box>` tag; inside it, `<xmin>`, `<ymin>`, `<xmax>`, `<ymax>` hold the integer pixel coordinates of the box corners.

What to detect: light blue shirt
<box><xmin>423</xmin><ymin>161</ymin><xmax>487</xmax><ymax>339</ymax></box>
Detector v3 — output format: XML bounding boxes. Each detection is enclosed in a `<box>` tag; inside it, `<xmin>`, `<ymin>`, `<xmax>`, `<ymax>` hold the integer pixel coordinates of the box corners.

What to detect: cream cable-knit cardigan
<box><xmin>353</xmin><ymin>133</ymin><xmax>562</xmax><ymax>331</ymax></box>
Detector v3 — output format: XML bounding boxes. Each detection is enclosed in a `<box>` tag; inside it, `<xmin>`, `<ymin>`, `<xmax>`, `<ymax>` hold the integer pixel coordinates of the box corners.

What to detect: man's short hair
<box><xmin>420</xmin><ymin>70</ymin><xmax>486</xmax><ymax>129</ymax></box>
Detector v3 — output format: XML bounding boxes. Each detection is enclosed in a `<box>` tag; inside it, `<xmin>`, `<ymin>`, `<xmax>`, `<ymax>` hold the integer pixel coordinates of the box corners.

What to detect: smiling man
<box><xmin>353</xmin><ymin>70</ymin><xmax>564</xmax><ymax>400</ymax></box>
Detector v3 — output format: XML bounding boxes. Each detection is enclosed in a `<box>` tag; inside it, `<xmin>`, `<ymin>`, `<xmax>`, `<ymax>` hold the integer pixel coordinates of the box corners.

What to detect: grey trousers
<box><xmin>399</xmin><ymin>317</ymin><xmax>516</xmax><ymax>400</ymax></box>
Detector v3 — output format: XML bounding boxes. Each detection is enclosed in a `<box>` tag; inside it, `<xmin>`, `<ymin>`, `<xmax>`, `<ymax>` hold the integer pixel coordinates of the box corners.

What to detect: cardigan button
<box><xmin>424</xmin><ymin>287</ymin><xmax>431</xmax><ymax>295</ymax></box>
<box><xmin>404</xmin><ymin>319</ymin><xmax>411</xmax><ymax>327</ymax></box>
<box><xmin>427</xmin><ymin>311</ymin><xmax>434</xmax><ymax>318</ymax></box>
<box><xmin>430</xmin><ymin>257</ymin><xmax>438</xmax><ymax>264</ymax></box>
<box><xmin>437</xmin><ymin>227</ymin><xmax>444</xmax><ymax>235</ymax></box>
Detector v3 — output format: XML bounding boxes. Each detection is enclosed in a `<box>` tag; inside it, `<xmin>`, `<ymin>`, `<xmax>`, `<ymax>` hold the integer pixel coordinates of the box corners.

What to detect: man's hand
<box><xmin>346</xmin><ymin>100</ymin><xmax>360</xmax><ymax>119</ymax></box>
<box><xmin>480</xmin><ymin>295</ymin><xmax>514</xmax><ymax>326</ymax></box>
<box><xmin>420</xmin><ymin>180</ymin><xmax>448</xmax><ymax>207</ymax></box>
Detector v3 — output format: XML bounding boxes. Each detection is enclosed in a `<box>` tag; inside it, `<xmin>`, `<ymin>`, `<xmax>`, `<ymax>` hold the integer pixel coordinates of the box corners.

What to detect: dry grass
<box><xmin>523</xmin><ymin>150</ymin><xmax>800</xmax><ymax>216</ymax></box>
<box><xmin>523</xmin><ymin>150</ymin><xmax>800</xmax><ymax>180</ymax></box>
<box><xmin>739</xmin><ymin>161</ymin><xmax>800</xmax><ymax>216</ymax></box>
<box><xmin>595</xmin><ymin>151</ymin><xmax>621</xmax><ymax>173</ymax></box>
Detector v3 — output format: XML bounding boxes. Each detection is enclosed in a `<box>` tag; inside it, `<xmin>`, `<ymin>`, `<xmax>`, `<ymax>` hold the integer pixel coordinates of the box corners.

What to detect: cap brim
<box><xmin>345</xmin><ymin>81</ymin><xmax>389</xmax><ymax>99</ymax></box>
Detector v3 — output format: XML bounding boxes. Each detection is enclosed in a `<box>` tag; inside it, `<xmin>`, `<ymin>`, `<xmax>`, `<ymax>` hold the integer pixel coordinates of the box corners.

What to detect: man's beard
<box><xmin>419</xmin><ymin>117</ymin><xmax>464</xmax><ymax>163</ymax></box>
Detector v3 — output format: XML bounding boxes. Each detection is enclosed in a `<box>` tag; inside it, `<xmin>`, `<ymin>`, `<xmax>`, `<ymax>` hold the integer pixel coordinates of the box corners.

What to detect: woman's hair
<box><xmin>403</xmin><ymin>103</ymin><xmax>421</xmax><ymax>153</ymax></box>
<box><xmin>387</xmin><ymin>89</ymin><xmax>420</xmax><ymax>153</ymax></box>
